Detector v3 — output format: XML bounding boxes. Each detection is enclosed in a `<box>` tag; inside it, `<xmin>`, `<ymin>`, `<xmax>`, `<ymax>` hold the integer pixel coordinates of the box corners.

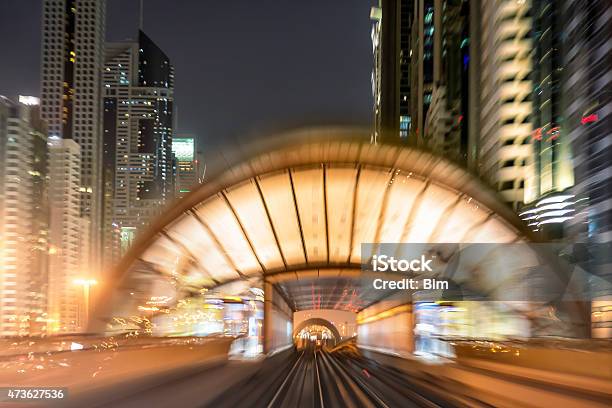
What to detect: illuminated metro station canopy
<box><xmin>100</xmin><ymin>128</ymin><xmax>533</xmax><ymax>319</ymax></box>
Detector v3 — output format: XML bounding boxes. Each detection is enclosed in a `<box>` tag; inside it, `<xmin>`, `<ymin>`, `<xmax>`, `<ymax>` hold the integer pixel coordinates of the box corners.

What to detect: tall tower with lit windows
<box><xmin>47</xmin><ymin>137</ymin><xmax>83</xmax><ymax>333</ymax></box>
<box><xmin>102</xmin><ymin>30</ymin><xmax>174</xmax><ymax>266</ymax></box>
<box><xmin>476</xmin><ymin>0</ymin><xmax>533</xmax><ymax>210</ymax></box>
<box><xmin>40</xmin><ymin>0</ymin><xmax>106</xmax><ymax>280</ymax></box>
<box><xmin>517</xmin><ymin>0</ymin><xmax>575</xmax><ymax>239</ymax></box>
<box><xmin>423</xmin><ymin>0</ymin><xmax>471</xmax><ymax>166</ymax></box>
<box><xmin>0</xmin><ymin>96</ymin><xmax>49</xmax><ymax>337</ymax></box>
<box><xmin>370</xmin><ymin>0</ymin><xmax>414</xmax><ymax>144</ymax></box>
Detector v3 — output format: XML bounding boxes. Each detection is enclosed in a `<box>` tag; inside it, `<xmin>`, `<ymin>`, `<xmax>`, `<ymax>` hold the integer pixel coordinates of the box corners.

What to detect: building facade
<box><xmin>47</xmin><ymin>137</ymin><xmax>84</xmax><ymax>333</ymax></box>
<box><xmin>477</xmin><ymin>0</ymin><xmax>533</xmax><ymax>209</ymax></box>
<box><xmin>371</xmin><ymin>1</ymin><xmax>414</xmax><ymax>144</ymax></box>
<box><xmin>371</xmin><ymin>0</ymin><xmax>473</xmax><ymax>166</ymax></box>
<box><xmin>0</xmin><ymin>96</ymin><xmax>49</xmax><ymax>337</ymax></box>
<box><xmin>40</xmin><ymin>0</ymin><xmax>106</xmax><ymax>277</ymax></box>
<box><xmin>102</xmin><ymin>30</ymin><xmax>174</xmax><ymax>266</ymax></box>
<box><xmin>410</xmin><ymin>0</ymin><xmax>435</xmax><ymax>146</ymax></box>
<box><xmin>526</xmin><ymin>0</ymin><xmax>574</xmax><ymax>203</ymax></box>
<box><xmin>518</xmin><ymin>0</ymin><xmax>575</xmax><ymax>239</ymax></box>
<box><xmin>562</xmin><ymin>0</ymin><xmax>612</xmax><ymax>338</ymax></box>
<box><xmin>27</xmin><ymin>99</ymin><xmax>51</xmax><ymax>336</ymax></box>
<box><xmin>424</xmin><ymin>0</ymin><xmax>471</xmax><ymax>165</ymax></box>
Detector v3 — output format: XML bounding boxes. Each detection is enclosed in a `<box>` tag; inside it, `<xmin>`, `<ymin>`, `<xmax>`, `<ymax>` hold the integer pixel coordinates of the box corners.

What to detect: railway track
<box><xmin>206</xmin><ymin>347</ymin><xmax>453</xmax><ymax>408</ymax></box>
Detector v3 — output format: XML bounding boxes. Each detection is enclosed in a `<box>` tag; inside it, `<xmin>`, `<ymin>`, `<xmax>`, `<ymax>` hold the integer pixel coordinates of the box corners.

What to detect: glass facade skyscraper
<box><xmin>562</xmin><ymin>0</ymin><xmax>612</xmax><ymax>338</ymax></box>
<box><xmin>102</xmin><ymin>30</ymin><xmax>175</xmax><ymax>266</ymax></box>
<box><xmin>371</xmin><ymin>0</ymin><xmax>414</xmax><ymax>144</ymax></box>
<box><xmin>424</xmin><ymin>0</ymin><xmax>471</xmax><ymax>165</ymax></box>
<box><xmin>526</xmin><ymin>0</ymin><xmax>574</xmax><ymax>204</ymax></box>
<box><xmin>518</xmin><ymin>0</ymin><xmax>575</xmax><ymax>239</ymax></box>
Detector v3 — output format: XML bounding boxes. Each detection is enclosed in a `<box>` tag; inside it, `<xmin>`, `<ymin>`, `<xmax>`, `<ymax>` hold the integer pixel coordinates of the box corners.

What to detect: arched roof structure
<box><xmin>96</xmin><ymin>127</ymin><xmax>547</xmax><ymax>325</ymax></box>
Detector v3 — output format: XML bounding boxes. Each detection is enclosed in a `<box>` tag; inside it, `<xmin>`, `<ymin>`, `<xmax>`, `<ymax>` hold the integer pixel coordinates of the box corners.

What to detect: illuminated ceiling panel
<box><xmin>430</xmin><ymin>196</ymin><xmax>490</xmax><ymax>242</ymax></box>
<box><xmin>470</xmin><ymin>217</ymin><xmax>518</xmax><ymax>243</ymax></box>
<box><xmin>257</xmin><ymin>171</ymin><xmax>306</xmax><ymax>266</ymax></box>
<box><xmin>292</xmin><ymin>167</ymin><xmax>327</xmax><ymax>263</ymax></box>
<box><xmin>277</xmin><ymin>277</ymin><xmax>394</xmax><ymax>312</ymax></box>
<box><xmin>325</xmin><ymin>166</ymin><xmax>357</xmax><ymax>263</ymax></box>
<box><xmin>166</xmin><ymin>214</ymin><xmax>239</xmax><ymax>282</ymax></box>
<box><xmin>377</xmin><ymin>170</ymin><xmax>424</xmax><ymax>243</ymax></box>
<box><xmin>350</xmin><ymin>167</ymin><xmax>393</xmax><ymax>264</ymax></box>
<box><xmin>195</xmin><ymin>196</ymin><xmax>262</xmax><ymax>275</ymax></box>
<box><xmin>225</xmin><ymin>180</ymin><xmax>284</xmax><ymax>270</ymax></box>
<box><xmin>405</xmin><ymin>183</ymin><xmax>460</xmax><ymax>242</ymax></box>
<box><xmin>140</xmin><ymin>234</ymin><xmax>182</xmax><ymax>276</ymax></box>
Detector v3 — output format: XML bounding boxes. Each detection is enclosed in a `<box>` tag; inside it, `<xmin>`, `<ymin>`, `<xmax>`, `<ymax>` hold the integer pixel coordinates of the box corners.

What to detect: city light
<box><xmin>18</xmin><ymin>95</ymin><xmax>40</xmax><ymax>105</ymax></box>
<box><xmin>73</xmin><ymin>278</ymin><xmax>98</xmax><ymax>287</ymax></box>
<box><xmin>0</xmin><ymin>1</ymin><xmax>609</xmax><ymax>406</ymax></box>
<box><xmin>581</xmin><ymin>113</ymin><xmax>599</xmax><ymax>125</ymax></box>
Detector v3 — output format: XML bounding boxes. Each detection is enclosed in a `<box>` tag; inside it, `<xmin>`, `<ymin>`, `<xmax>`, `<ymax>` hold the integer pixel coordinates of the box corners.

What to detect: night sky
<box><xmin>0</xmin><ymin>0</ymin><xmax>373</xmax><ymax>159</ymax></box>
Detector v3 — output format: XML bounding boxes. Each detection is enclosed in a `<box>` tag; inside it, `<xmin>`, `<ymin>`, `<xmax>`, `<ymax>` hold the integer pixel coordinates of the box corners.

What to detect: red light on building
<box><xmin>532</xmin><ymin>127</ymin><xmax>543</xmax><ymax>141</ymax></box>
<box><xmin>581</xmin><ymin>114</ymin><xmax>599</xmax><ymax>125</ymax></box>
<box><xmin>546</xmin><ymin>126</ymin><xmax>560</xmax><ymax>141</ymax></box>
<box><xmin>546</xmin><ymin>126</ymin><xmax>560</xmax><ymax>134</ymax></box>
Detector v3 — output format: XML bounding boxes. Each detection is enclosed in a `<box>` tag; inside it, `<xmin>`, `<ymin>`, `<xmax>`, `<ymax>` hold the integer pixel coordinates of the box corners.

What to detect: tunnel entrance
<box><xmin>293</xmin><ymin>318</ymin><xmax>342</xmax><ymax>349</ymax></box>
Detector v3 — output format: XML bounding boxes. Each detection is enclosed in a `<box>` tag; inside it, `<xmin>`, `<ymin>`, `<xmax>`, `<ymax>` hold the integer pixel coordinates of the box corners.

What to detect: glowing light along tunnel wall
<box><xmin>263</xmin><ymin>282</ymin><xmax>292</xmax><ymax>354</ymax></box>
<box><xmin>357</xmin><ymin>292</ymin><xmax>414</xmax><ymax>356</ymax></box>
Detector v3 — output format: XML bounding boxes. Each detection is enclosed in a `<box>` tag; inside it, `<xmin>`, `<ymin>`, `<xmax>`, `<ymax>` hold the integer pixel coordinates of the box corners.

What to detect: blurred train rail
<box><xmin>1</xmin><ymin>340</ymin><xmax>611</xmax><ymax>407</ymax></box>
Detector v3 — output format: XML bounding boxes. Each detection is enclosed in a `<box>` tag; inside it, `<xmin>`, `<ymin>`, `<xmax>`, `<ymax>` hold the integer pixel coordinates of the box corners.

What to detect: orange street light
<box><xmin>73</xmin><ymin>278</ymin><xmax>98</xmax><ymax>331</ymax></box>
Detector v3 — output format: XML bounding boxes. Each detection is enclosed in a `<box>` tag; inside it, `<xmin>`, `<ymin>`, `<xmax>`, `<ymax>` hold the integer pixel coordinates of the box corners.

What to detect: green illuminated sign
<box><xmin>172</xmin><ymin>138</ymin><xmax>195</xmax><ymax>162</ymax></box>
<box><xmin>120</xmin><ymin>226</ymin><xmax>137</xmax><ymax>255</ymax></box>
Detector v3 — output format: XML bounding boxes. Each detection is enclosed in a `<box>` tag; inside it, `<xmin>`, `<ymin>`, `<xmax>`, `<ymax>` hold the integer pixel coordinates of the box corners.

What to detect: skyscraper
<box><xmin>562</xmin><ymin>0</ymin><xmax>612</xmax><ymax>338</ymax></box>
<box><xmin>370</xmin><ymin>1</ymin><xmax>414</xmax><ymax>144</ymax></box>
<box><xmin>476</xmin><ymin>0</ymin><xmax>533</xmax><ymax>210</ymax></box>
<box><xmin>26</xmin><ymin>98</ymin><xmax>51</xmax><ymax>336</ymax></box>
<box><xmin>40</xmin><ymin>0</ymin><xmax>106</xmax><ymax>276</ymax></box>
<box><xmin>517</xmin><ymin>0</ymin><xmax>575</xmax><ymax>238</ymax></box>
<box><xmin>423</xmin><ymin>0</ymin><xmax>471</xmax><ymax>165</ymax></box>
<box><xmin>371</xmin><ymin>0</ymin><xmax>474</xmax><ymax>164</ymax></box>
<box><xmin>526</xmin><ymin>0</ymin><xmax>574</xmax><ymax>202</ymax></box>
<box><xmin>411</xmin><ymin>0</ymin><xmax>435</xmax><ymax>145</ymax></box>
<box><xmin>0</xmin><ymin>96</ymin><xmax>49</xmax><ymax>337</ymax></box>
<box><xmin>101</xmin><ymin>97</ymin><xmax>120</xmax><ymax>271</ymax></box>
<box><xmin>102</xmin><ymin>30</ymin><xmax>174</xmax><ymax>265</ymax></box>
<box><xmin>47</xmin><ymin>137</ymin><xmax>83</xmax><ymax>333</ymax></box>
